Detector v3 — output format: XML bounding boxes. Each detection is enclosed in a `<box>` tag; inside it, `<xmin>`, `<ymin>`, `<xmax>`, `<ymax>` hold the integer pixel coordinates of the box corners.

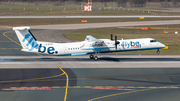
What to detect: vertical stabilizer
<box><xmin>13</xmin><ymin>26</ymin><xmax>38</xmax><ymax>51</ymax></box>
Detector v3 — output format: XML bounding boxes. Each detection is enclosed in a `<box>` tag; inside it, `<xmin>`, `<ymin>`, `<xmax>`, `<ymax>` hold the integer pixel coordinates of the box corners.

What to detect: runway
<box><xmin>0</xmin><ymin>55</ymin><xmax>180</xmax><ymax>68</ymax></box>
<box><xmin>1</xmin><ymin>21</ymin><xmax>180</xmax><ymax>101</ymax></box>
<box><xmin>0</xmin><ymin>15</ymin><xmax>180</xmax><ymax>18</ymax></box>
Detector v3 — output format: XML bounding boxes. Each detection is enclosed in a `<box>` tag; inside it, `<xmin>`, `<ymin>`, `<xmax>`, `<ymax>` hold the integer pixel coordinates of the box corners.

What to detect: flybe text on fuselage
<box><xmin>122</xmin><ymin>41</ymin><xmax>141</xmax><ymax>48</ymax></box>
<box><xmin>38</xmin><ymin>44</ymin><xmax>58</xmax><ymax>54</ymax></box>
<box><xmin>23</xmin><ymin>33</ymin><xmax>58</xmax><ymax>54</ymax></box>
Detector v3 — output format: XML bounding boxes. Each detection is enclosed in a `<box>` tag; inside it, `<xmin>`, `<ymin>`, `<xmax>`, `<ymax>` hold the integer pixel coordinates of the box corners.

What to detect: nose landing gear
<box><xmin>157</xmin><ymin>49</ymin><xmax>160</xmax><ymax>54</ymax></box>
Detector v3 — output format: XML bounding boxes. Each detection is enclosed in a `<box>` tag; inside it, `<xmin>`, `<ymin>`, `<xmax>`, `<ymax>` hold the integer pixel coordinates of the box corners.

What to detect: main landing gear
<box><xmin>157</xmin><ymin>49</ymin><xmax>160</xmax><ymax>54</ymax></box>
<box><xmin>89</xmin><ymin>52</ymin><xmax>99</xmax><ymax>61</ymax></box>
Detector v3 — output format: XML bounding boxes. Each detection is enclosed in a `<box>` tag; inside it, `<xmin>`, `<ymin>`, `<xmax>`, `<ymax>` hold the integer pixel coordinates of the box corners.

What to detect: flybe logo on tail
<box><xmin>22</xmin><ymin>33</ymin><xmax>38</xmax><ymax>51</ymax></box>
<box><xmin>122</xmin><ymin>41</ymin><xmax>141</xmax><ymax>48</ymax></box>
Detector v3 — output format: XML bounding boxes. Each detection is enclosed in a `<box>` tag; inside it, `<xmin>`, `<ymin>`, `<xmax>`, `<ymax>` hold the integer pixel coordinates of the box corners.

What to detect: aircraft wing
<box><xmin>85</xmin><ymin>35</ymin><xmax>104</xmax><ymax>45</ymax></box>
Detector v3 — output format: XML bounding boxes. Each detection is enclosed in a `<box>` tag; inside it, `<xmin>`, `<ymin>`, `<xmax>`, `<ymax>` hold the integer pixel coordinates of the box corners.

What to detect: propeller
<box><xmin>111</xmin><ymin>34</ymin><xmax>113</xmax><ymax>40</ymax></box>
<box><xmin>110</xmin><ymin>34</ymin><xmax>120</xmax><ymax>49</ymax></box>
<box><xmin>115</xmin><ymin>35</ymin><xmax>120</xmax><ymax>49</ymax></box>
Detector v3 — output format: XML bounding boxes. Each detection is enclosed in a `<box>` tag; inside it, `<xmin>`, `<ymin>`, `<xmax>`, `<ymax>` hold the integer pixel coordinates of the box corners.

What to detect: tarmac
<box><xmin>0</xmin><ymin>20</ymin><xmax>180</xmax><ymax>101</ymax></box>
<box><xmin>0</xmin><ymin>60</ymin><xmax>180</xmax><ymax>101</ymax></box>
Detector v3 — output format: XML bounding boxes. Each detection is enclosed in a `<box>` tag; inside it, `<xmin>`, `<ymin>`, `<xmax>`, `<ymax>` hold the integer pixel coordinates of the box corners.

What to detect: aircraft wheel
<box><xmin>90</xmin><ymin>54</ymin><xmax>94</xmax><ymax>59</ymax></box>
<box><xmin>157</xmin><ymin>49</ymin><xmax>160</xmax><ymax>54</ymax></box>
<box><xmin>94</xmin><ymin>56</ymin><xmax>98</xmax><ymax>61</ymax></box>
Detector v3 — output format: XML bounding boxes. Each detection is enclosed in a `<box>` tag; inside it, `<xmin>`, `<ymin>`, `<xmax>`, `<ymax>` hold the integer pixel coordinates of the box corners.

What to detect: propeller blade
<box><xmin>111</xmin><ymin>34</ymin><xmax>113</xmax><ymax>40</ymax></box>
<box><xmin>115</xmin><ymin>36</ymin><xmax>120</xmax><ymax>50</ymax></box>
<box><xmin>115</xmin><ymin>36</ymin><xmax>117</xmax><ymax>49</ymax></box>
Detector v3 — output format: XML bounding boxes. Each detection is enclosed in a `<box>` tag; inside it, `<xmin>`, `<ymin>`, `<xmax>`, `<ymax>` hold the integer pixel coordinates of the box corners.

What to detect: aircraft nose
<box><xmin>159</xmin><ymin>42</ymin><xmax>166</xmax><ymax>48</ymax></box>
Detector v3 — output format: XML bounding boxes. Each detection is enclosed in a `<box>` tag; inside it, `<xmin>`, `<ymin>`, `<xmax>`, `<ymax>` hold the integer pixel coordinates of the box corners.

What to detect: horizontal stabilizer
<box><xmin>13</xmin><ymin>26</ymin><xmax>30</xmax><ymax>30</ymax></box>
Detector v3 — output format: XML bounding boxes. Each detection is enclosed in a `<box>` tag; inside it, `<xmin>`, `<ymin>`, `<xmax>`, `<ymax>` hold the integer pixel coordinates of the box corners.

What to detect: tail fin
<box><xmin>13</xmin><ymin>26</ymin><xmax>38</xmax><ymax>51</ymax></box>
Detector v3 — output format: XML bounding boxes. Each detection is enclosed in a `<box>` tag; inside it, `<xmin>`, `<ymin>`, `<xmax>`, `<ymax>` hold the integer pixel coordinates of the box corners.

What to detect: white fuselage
<box><xmin>21</xmin><ymin>38</ymin><xmax>165</xmax><ymax>56</ymax></box>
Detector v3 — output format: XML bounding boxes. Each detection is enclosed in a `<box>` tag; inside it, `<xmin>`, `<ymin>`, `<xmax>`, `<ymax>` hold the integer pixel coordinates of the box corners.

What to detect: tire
<box><xmin>157</xmin><ymin>51</ymin><xmax>160</xmax><ymax>54</ymax></box>
<box><xmin>90</xmin><ymin>54</ymin><xmax>94</xmax><ymax>59</ymax></box>
<box><xmin>157</xmin><ymin>50</ymin><xmax>160</xmax><ymax>54</ymax></box>
<box><xmin>94</xmin><ymin>56</ymin><xmax>98</xmax><ymax>61</ymax></box>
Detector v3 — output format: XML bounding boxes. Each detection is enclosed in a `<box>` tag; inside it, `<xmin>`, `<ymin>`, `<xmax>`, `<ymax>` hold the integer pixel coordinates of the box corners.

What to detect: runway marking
<box><xmin>2</xmin><ymin>88</ymin><xmax>51</xmax><ymax>91</ymax></box>
<box><xmin>36</xmin><ymin>53</ymin><xmax>44</xmax><ymax>57</ymax></box>
<box><xmin>73</xmin><ymin>86</ymin><xmax>81</xmax><ymax>88</ymax></box>
<box><xmin>138</xmin><ymin>86</ymin><xmax>146</xmax><ymax>88</ymax></box>
<box><xmin>31</xmin><ymin>87</ymin><xmax>38</xmax><ymax>88</ymax></box>
<box><xmin>7</xmin><ymin>86</ymin><xmax>180</xmax><ymax>90</ymax></box>
<box><xmin>88</xmin><ymin>88</ymin><xmax>153</xmax><ymax>101</ymax></box>
<box><xmin>58</xmin><ymin>66</ymin><xmax>69</xmax><ymax>101</ymax></box>
<box><xmin>89</xmin><ymin>87</ymin><xmax>137</xmax><ymax>91</ymax></box>
<box><xmin>3</xmin><ymin>31</ymin><xmax>22</xmax><ymax>46</ymax></box>
<box><xmin>52</xmin><ymin>86</ymin><xmax>62</xmax><ymax>88</ymax></box>
<box><xmin>85</xmin><ymin>86</ymin><xmax>92</xmax><ymax>88</ymax></box>
<box><xmin>3</xmin><ymin>31</ymin><xmax>44</xmax><ymax>57</ymax></box>
<box><xmin>105</xmin><ymin>86</ymin><xmax>114</xmax><ymax>88</ymax></box>
<box><xmin>0</xmin><ymin>41</ymin><xmax>11</xmax><ymax>42</ymax></box>
<box><xmin>88</xmin><ymin>84</ymin><xmax>180</xmax><ymax>101</ymax></box>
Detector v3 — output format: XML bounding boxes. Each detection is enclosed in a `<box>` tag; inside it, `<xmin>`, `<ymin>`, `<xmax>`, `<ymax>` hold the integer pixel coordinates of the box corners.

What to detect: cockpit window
<box><xmin>150</xmin><ymin>40</ymin><xmax>157</xmax><ymax>42</ymax></box>
<box><xmin>85</xmin><ymin>38</ymin><xmax>89</xmax><ymax>41</ymax></box>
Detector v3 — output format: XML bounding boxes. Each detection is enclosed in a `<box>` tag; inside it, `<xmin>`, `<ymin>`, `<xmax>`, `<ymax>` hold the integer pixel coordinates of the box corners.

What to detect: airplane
<box><xmin>13</xmin><ymin>26</ymin><xmax>166</xmax><ymax>61</ymax></box>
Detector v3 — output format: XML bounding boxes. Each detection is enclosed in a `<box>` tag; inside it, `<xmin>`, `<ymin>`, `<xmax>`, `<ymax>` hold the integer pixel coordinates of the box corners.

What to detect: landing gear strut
<box><xmin>94</xmin><ymin>52</ymin><xmax>99</xmax><ymax>61</ymax></box>
<box><xmin>157</xmin><ymin>49</ymin><xmax>160</xmax><ymax>54</ymax></box>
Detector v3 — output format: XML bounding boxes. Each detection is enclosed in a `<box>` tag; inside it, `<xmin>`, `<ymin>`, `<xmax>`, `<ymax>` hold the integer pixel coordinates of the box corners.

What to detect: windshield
<box><xmin>150</xmin><ymin>40</ymin><xmax>157</xmax><ymax>42</ymax></box>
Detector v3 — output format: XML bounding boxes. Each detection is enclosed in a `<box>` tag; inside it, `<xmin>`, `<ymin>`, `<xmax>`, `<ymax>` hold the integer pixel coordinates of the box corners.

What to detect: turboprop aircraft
<box><xmin>13</xmin><ymin>26</ymin><xmax>166</xmax><ymax>61</ymax></box>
